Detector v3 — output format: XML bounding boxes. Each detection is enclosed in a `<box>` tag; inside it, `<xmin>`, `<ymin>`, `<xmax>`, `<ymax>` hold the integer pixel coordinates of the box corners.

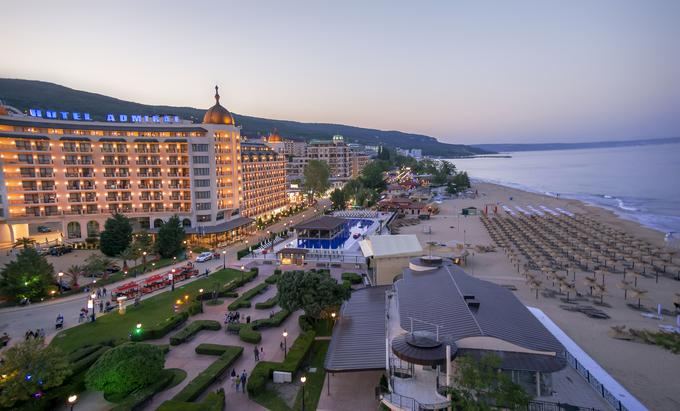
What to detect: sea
<box><xmin>447</xmin><ymin>142</ymin><xmax>680</xmax><ymax>235</ymax></box>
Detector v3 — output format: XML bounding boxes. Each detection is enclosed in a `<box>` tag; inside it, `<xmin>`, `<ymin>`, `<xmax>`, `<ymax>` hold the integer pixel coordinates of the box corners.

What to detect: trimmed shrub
<box><xmin>227</xmin><ymin>283</ymin><xmax>268</xmax><ymax>311</ymax></box>
<box><xmin>187</xmin><ymin>301</ymin><xmax>202</xmax><ymax>316</ymax></box>
<box><xmin>172</xmin><ymin>347</ymin><xmax>243</xmax><ymax>402</ymax></box>
<box><xmin>274</xmin><ymin>269</ymin><xmax>282</xmax><ymax>275</ymax></box>
<box><xmin>226</xmin><ymin>323</ymin><xmax>245</xmax><ymax>333</ymax></box>
<box><xmin>341</xmin><ymin>272</ymin><xmax>363</xmax><ymax>284</ymax></box>
<box><xmin>239</xmin><ymin>326</ymin><xmax>261</xmax><ymax>344</ymax></box>
<box><xmin>264</xmin><ymin>274</ymin><xmax>280</xmax><ymax>284</ymax></box>
<box><xmin>251</xmin><ymin>310</ymin><xmax>290</xmax><ymax>329</ymax></box>
<box><xmin>68</xmin><ymin>344</ymin><xmax>102</xmax><ymax>362</ymax></box>
<box><xmin>255</xmin><ymin>294</ymin><xmax>278</xmax><ymax>309</ymax></box>
<box><xmin>158</xmin><ymin>389</ymin><xmax>225</xmax><ymax>411</ymax></box>
<box><xmin>86</xmin><ymin>343</ymin><xmax>165</xmax><ymax>397</ymax></box>
<box><xmin>169</xmin><ymin>320</ymin><xmax>221</xmax><ymax>346</ymax></box>
<box><xmin>131</xmin><ymin>312</ymin><xmax>188</xmax><ymax>341</ymax></box>
<box><xmin>109</xmin><ymin>368</ymin><xmax>174</xmax><ymax>411</ymax></box>
<box><xmin>247</xmin><ymin>331</ymin><xmax>316</xmax><ymax>397</ymax></box>
<box><xmin>71</xmin><ymin>345</ymin><xmax>111</xmax><ymax>374</ymax></box>
<box><xmin>195</xmin><ymin>344</ymin><xmax>231</xmax><ymax>356</ymax></box>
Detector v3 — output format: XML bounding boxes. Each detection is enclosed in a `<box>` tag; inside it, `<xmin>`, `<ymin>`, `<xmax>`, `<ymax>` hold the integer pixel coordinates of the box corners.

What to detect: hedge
<box><xmin>158</xmin><ymin>389</ymin><xmax>225</xmax><ymax>411</ymax></box>
<box><xmin>68</xmin><ymin>344</ymin><xmax>102</xmax><ymax>362</ymax></box>
<box><xmin>239</xmin><ymin>326</ymin><xmax>262</xmax><ymax>344</ymax></box>
<box><xmin>71</xmin><ymin>345</ymin><xmax>111</xmax><ymax>374</ymax></box>
<box><xmin>195</xmin><ymin>344</ymin><xmax>232</xmax><ymax>356</ymax></box>
<box><xmin>172</xmin><ymin>346</ymin><xmax>243</xmax><ymax>402</ymax></box>
<box><xmin>196</xmin><ymin>269</ymin><xmax>258</xmax><ymax>302</ymax></box>
<box><xmin>247</xmin><ymin>330</ymin><xmax>316</xmax><ymax>396</ymax></box>
<box><xmin>109</xmin><ymin>368</ymin><xmax>174</xmax><ymax>411</ymax></box>
<box><xmin>298</xmin><ymin>315</ymin><xmax>314</xmax><ymax>332</ymax></box>
<box><xmin>341</xmin><ymin>272</ymin><xmax>363</xmax><ymax>284</ymax></box>
<box><xmin>227</xmin><ymin>283</ymin><xmax>268</xmax><ymax>310</ymax></box>
<box><xmin>264</xmin><ymin>274</ymin><xmax>280</xmax><ymax>284</ymax></box>
<box><xmin>131</xmin><ymin>312</ymin><xmax>189</xmax><ymax>341</ymax></box>
<box><xmin>227</xmin><ymin>310</ymin><xmax>290</xmax><ymax>344</ymax></box>
<box><xmin>255</xmin><ymin>294</ymin><xmax>278</xmax><ymax>309</ymax></box>
<box><xmin>169</xmin><ymin>320</ymin><xmax>221</xmax><ymax>345</ymax></box>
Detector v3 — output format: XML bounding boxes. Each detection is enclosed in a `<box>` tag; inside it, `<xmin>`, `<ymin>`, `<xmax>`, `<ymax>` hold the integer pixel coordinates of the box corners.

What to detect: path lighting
<box><xmin>282</xmin><ymin>330</ymin><xmax>288</xmax><ymax>358</ymax></box>
<box><xmin>199</xmin><ymin>288</ymin><xmax>204</xmax><ymax>312</ymax></box>
<box><xmin>170</xmin><ymin>269</ymin><xmax>176</xmax><ymax>291</ymax></box>
<box><xmin>222</xmin><ymin>250</ymin><xmax>227</xmax><ymax>269</ymax></box>
<box><xmin>134</xmin><ymin>323</ymin><xmax>142</xmax><ymax>336</ymax></box>
<box><xmin>176</xmin><ymin>299</ymin><xmax>182</xmax><ymax>305</ymax></box>
<box><xmin>58</xmin><ymin>272</ymin><xmax>64</xmax><ymax>294</ymax></box>
<box><xmin>184</xmin><ymin>294</ymin><xmax>189</xmax><ymax>301</ymax></box>
<box><xmin>67</xmin><ymin>394</ymin><xmax>77</xmax><ymax>411</ymax></box>
<box><xmin>300</xmin><ymin>375</ymin><xmax>307</xmax><ymax>411</ymax></box>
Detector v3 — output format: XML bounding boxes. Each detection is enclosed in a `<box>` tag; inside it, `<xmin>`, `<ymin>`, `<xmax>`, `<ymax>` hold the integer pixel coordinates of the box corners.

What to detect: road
<box><xmin>0</xmin><ymin>201</ymin><xmax>328</xmax><ymax>348</ymax></box>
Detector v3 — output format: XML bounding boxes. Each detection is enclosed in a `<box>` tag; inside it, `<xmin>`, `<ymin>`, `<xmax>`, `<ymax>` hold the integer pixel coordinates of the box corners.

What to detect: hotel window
<box><xmin>192</xmin><ymin>155</ymin><xmax>209</xmax><ymax>164</ymax></box>
<box><xmin>193</xmin><ymin>167</ymin><xmax>209</xmax><ymax>176</ymax></box>
<box><xmin>194</xmin><ymin>179</ymin><xmax>210</xmax><ymax>187</ymax></box>
<box><xmin>197</xmin><ymin>214</ymin><xmax>211</xmax><ymax>222</ymax></box>
<box><xmin>195</xmin><ymin>191</ymin><xmax>211</xmax><ymax>199</ymax></box>
<box><xmin>35</xmin><ymin>142</ymin><xmax>49</xmax><ymax>151</ymax></box>
<box><xmin>191</xmin><ymin>144</ymin><xmax>209</xmax><ymax>152</ymax></box>
<box><xmin>18</xmin><ymin>154</ymin><xmax>34</xmax><ymax>164</ymax></box>
<box><xmin>15</xmin><ymin>140</ymin><xmax>31</xmax><ymax>150</ymax></box>
<box><xmin>216</xmin><ymin>211</ymin><xmax>225</xmax><ymax>220</ymax></box>
<box><xmin>196</xmin><ymin>202</ymin><xmax>211</xmax><ymax>210</ymax></box>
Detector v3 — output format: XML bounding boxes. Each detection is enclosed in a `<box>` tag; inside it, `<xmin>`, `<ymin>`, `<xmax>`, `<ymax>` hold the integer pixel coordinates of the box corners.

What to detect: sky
<box><xmin>3</xmin><ymin>0</ymin><xmax>680</xmax><ymax>144</ymax></box>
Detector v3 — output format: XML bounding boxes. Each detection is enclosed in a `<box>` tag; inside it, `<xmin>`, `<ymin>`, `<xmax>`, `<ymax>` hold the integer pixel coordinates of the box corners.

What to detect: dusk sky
<box><xmin>3</xmin><ymin>0</ymin><xmax>680</xmax><ymax>144</ymax></box>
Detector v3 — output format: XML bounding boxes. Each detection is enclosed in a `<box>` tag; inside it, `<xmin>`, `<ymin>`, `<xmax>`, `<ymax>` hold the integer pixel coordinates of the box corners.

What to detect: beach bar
<box><xmin>293</xmin><ymin>216</ymin><xmax>345</xmax><ymax>245</ymax></box>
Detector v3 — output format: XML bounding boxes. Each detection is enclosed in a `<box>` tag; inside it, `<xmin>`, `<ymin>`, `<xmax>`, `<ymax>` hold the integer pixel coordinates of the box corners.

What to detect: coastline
<box><xmin>396</xmin><ymin>181</ymin><xmax>680</xmax><ymax>410</ymax></box>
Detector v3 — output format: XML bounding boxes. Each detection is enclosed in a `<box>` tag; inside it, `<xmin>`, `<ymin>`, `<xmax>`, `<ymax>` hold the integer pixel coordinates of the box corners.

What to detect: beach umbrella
<box><xmin>618</xmin><ymin>280</ymin><xmax>633</xmax><ymax>300</ymax></box>
<box><xmin>593</xmin><ymin>283</ymin><xmax>607</xmax><ymax>305</ymax></box>
<box><xmin>583</xmin><ymin>275</ymin><xmax>598</xmax><ymax>296</ymax></box>
<box><xmin>630</xmin><ymin>288</ymin><xmax>648</xmax><ymax>310</ymax></box>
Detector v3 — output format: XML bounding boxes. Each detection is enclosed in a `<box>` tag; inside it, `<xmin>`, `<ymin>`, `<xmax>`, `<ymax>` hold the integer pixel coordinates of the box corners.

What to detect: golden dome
<box><xmin>203</xmin><ymin>85</ymin><xmax>234</xmax><ymax>125</ymax></box>
<box><xmin>267</xmin><ymin>129</ymin><xmax>282</xmax><ymax>142</ymax></box>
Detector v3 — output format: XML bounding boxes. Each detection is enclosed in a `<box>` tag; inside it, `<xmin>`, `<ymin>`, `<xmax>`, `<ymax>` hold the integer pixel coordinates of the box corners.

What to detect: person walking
<box><xmin>102</xmin><ymin>287</ymin><xmax>107</xmax><ymax>296</ymax></box>
<box><xmin>260</xmin><ymin>346</ymin><xmax>265</xmax><ymax>360</ymax></box>
<box><xmin>240</xmin><ymin>370</ymin><xmax>247</xmax><ymax>393</ymax></box>
<box><xmin>99</xmin><ymin>300</ymin><xmax>104</xmax><ymax>313</ymax></box>
<box><xmin>253</xmin><ymin>345</ymin><xmax>260</xmax><ymax>361</ymax></box>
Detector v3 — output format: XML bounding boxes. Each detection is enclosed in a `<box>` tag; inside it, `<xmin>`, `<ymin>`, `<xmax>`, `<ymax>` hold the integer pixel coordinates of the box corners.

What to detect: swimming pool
<box><xmin>296</xmin><ymin>218</ymin><xmax>375</xmax><ymax>250</ymax></box>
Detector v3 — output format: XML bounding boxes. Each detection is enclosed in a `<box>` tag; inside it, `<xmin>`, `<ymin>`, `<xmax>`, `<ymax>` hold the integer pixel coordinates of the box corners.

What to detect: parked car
<box><xmin>37</xmin><ymin>225</ymin><xmax>52</xmax><ymax>233</ymax></box>
<box><xmin>105</xmin><ymin>264</ymin><xmax>121</xmax><ymax>273</ymax></box>
<box><xmin>49</xmin><ymin>245</ymin><xmax>73</xmax><ymax>256</ymax></box>
<box><xmin>196</xmin><ymin>252</ymin><xmax>214</xmax><ymax>262</ymax></box>
<box><xmin>55</xmin><ymin>281</ymin><xmax>72</xmax><ymax>291</ymax></box>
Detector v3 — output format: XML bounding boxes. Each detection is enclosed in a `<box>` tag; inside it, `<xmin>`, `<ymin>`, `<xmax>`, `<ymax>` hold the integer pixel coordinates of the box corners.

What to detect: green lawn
<box><xmin>293</xmin><ymin>340</ymin><xmax>329</xmax><ymax>411</ymax></box>
<box><xmin>51</xmin><ymin>268</ymin><xmax>243</xmax><ymax>353</ymax></box>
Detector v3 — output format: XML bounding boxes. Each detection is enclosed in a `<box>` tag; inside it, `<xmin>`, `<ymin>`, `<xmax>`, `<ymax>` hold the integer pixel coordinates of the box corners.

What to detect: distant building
<box><xmin>397</xmin><ymin>147</ymin><xmax>423</xmax><ymax>159</ymax></box>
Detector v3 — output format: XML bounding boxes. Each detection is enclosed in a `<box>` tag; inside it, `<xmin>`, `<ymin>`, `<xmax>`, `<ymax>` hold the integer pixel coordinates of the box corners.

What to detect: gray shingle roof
<box><xmin>395</xmin><ymin>264</ymin><xmax>564</xmax><ymax>355</ymax></box>
<box><xmin>324</xmin><ymin>286</ymin><xmax>389</xmax><ymax>372</ymax></box>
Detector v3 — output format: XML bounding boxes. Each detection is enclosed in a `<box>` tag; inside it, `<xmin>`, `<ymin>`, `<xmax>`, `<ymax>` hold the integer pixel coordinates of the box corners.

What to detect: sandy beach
<box><xmin>397</xmin><ymin>182</ymin><xmax>680</xmax><ymax>411</ymax></box>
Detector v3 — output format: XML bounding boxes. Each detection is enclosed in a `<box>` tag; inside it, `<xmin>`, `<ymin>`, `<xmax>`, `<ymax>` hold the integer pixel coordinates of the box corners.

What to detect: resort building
<box><xmin>306</xmin><ymin>135</ymin><xmax>351</xmax><ymax>182</ymax></box>
<box><xmin>240</xmin><ymin>141</ymin><xmax>287</xmax><ymax>219</ymax></box>
<box><xmin>0</xmin><ymin>87</ymin><xmax>267</xmax><ymax>244</ymax></box>
<box><xmin>359</xmin><ymin>234</ymin><xmax>423</xmax><ymax>285</ymax></box>
<box><xmin>325</xmin><ymin>256</ymin><xmax>567</xmax><ymax>409</ymax></box>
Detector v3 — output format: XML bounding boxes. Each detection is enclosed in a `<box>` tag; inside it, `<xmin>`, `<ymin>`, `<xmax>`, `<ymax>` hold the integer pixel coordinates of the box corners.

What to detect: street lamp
<box><xmin>222</xmin><ymin>250</ymin><xmax>226</xmax><ymax>269</ymax></box>
<box><xmin>170</xmin><ymin>269</ymin><xmax>176</xmax><ymax>292</ymax></box>
<box><xmin>300</xmin><ymin>375</ymin><xmax>307</xmax><ymax>411</ymax></box>
<box><xmin>282</xmin><ymin>330</ymin><xmax>288</xmax><ymax>358</ymax></box>
<box><xmin>199</xmin><ymin>288</ymin><xmax>204</xmax><ymax>312</ymax></box>
<box><xmin>142</xmin><ymin>251</ymin><xmax>147</xmax><ymax>272</ymax></box>
<box><xmin>58</xmin><ymin>272</ymin><xmax>64</xmax><ymax>294</ymax></box>
<box><xmin>67</xmin><ymin>394</ymin><xmax>77</xmax><ymax>411</ymax></box>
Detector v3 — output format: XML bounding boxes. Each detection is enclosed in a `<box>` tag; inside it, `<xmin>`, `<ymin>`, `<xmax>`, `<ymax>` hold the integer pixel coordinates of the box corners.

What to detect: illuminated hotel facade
<box><xmin>240</xmin><ymin>141</ymin><xmax>287</xmax><ymax>219</ymax></box>
<box><xmin>0</xmin><ymin>88</ymin><xmax>287</xmax><ymax>244</ymax></box>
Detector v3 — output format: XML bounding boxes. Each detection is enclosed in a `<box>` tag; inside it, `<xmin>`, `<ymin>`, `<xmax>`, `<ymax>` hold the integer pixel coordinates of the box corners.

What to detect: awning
<box><xmin>185</xmin><ymin>216</ymin><xmax>254</xmax><ymax>235</ymax></box>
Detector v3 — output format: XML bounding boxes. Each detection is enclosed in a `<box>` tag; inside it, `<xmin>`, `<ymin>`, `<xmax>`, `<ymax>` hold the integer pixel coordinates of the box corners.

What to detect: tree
<box><xmin>155</xmin><ymin>215</ymin><xmax>185</xmax><ymax>258</ymax></box>
<box><xmin>132</xmin><ymin>230</ymin><xmax>154</xmax><ymax>255</ymax></box>
<box><xmin>84</xmin><ymin>254</ymin><xmax>109</xmax><ymax>278</ymax></box>
<box><xmin>303</xmin><ymin>160</ymin><xmax>330</xmax><ymax>197</ymax></box>
<box><xmin>99</xmin><ymin>213</ymin><xmax>133</xmax><ymax>257</ymax></box>
<box><xmin>86</xmin><ymin>343</ymin><xmax>165</xmax><ymax>397</ymax></box>
<box><xmin>0</xmin><ymin>247</ymin><xmax>54</xmax><ymax>302</ymax></box>
<box><xmin>117</xmin><ymin>246</ymin><xmax>136</xmax><ymax>272</ymax></box>
<box><xmin>0</xmin><ymin>338</ymin><xmax>71</xmax><ymax>408</ymax></box>
<box><xmin>13</xmin><ymin>237</ymin><xmax>36</xmax><ymax>250</ymax></box>
<box><xmin>65</xmin><ymin>264</ymin><xmax>84</xmax><ymax>287</ymax></box>
<box><xmin>452</xmin><ymin>171</ymin><xmax>470</xmax><ymax>190</ymax></box>
<box><xmin>277</xmin><ymin>270</ymin><xmax>351</xmax><ymax>319</ymax></box>
<box><xmin>359</xmin><ymin>161</ymin><xmax>388</xmax><ymax>190</ymax></box>
<box><xmin>449</xmin><ymin>354</ymin><xmax>530</xmax><ymax>410</ymax></box>
<box><xmin>330</xmin><ymin>189</ymin><xmax>346</xmax><ymax>210</ymax></box>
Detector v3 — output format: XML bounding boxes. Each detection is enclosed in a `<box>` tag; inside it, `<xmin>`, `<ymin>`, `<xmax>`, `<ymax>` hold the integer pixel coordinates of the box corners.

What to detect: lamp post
<box><xmin>240</xmin><ymin>265</ymin><xmax>245</xmax><ymax>282</ymax></box>
<box><xmin>199</xmin><ymin>288</ymin><xmax>204</xmax><ymax>313</ymax></box>
<box><xmin>142</xmin><ymin>251</ymin><xmax>147</xmax><ymax>272</ymax></box>
<box><xmin>331</xmin><ymin>312</ymin><xmax>336</xmax><ymax>330</ymax></box>
<box><xmin>300</xmin><ymin>375</ymin><xmax>307</xmax><ymax>411</ymax></box>
<box><xmin>170</xmin><ymin>269</ymin><xmax>175</xmax><ymax>292</ymax></box>
<box><xmin>282</xmin><ymin>330</ymin><xmax>288</xmax><ymax>358</ymax></box>
<box><xmin>67</xmin><ymin>394</ymin><xmax>77</xmax><ymax>411</ymax></box>
<box><xmin>58</xmin><ymin>272</ymin><xmax>64</xmax><ymax>294</ymax></box>
<box><xmin>222</xmin><ymin>250</ymin><xmax>226</xmax><ymax>269</ymax></box>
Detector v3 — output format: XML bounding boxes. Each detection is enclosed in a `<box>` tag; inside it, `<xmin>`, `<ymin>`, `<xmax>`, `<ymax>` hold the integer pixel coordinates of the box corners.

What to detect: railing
<box><xmin>528</xmin><ymin>400</ymin><xmax>601</xmax><ymax>411</ymax></box>
<box><xmin>382</xmin><ymin>392</ymin><xmax>449</xmax><ymax>411</ymax></box>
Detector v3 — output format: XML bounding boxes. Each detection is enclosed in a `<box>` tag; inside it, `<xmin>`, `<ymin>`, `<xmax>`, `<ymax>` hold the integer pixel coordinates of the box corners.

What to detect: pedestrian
<box><xmin>96</xmin><ymin>288</ymin><xmax>101</xmax><ymax>298</ymax></box>
<box><xmin>78</xmin><ymin>311</ymin><xmax>84</xmax><ymax>323</ymax></box>
<box><xmin>280</xmin><ymin>341</ymin><xmax>284</xmax><ymax>351</ymax></box>
<box><xmin>99</xmin><ymin>301</ymin><xmax>104</xmax><ymax>312</ymax></box>
<box><xmin>254</xmin><ymin>345</ymin><xmax>259</xmax><ymax>361</ymax></box>
<box><xmin>246</xmin><ymin>315</ymin><xmax>251</xmax><ymax>324</ymax></box>
<box><xmin>24</xmin><ymin>330</ymin><xmax>30</xmax><ymax>341</ymax></box>
<box><xmin>102</xmin><ymin>287</ymin><xmax>107</xmax><ymax>296</ymax></box>
<box><xmin>240</xmin><ymin>371</ymin><xmax>247</xmax><ymax>393</ymax></box>
<box><xmin>260</xmin><ymin>346</ymin><xmax>265</xmax><ymax>360</ymax></box>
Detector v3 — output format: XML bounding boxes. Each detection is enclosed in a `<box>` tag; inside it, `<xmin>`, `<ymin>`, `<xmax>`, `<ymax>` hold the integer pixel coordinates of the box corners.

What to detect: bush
<box><xmin>274</xmin><ymin>269</ymin><xmax>282</xmax><ymax>275</ymax></box>
<box><xmin>227</xmin><ymin>283</ymin><xmax>268</xmax><ymax>311</ymax></box>
<box><xmin>255</xmin><ymin>294</ymin><xmax>278</xmax><ymax>309</ymax></box>
<box><xmin>169</xmin><ymin>320</ymin><xmax>221</xmax><ymax>346</ymax></box>
<box><xmin>298</xmin><ymin>315</ymin><xmax>314</xmax><ymax>332</ymax></box>
<box><xmin>226</xmin><ymin>323</ymin><xmax>244</xmax><ymax>333</ymax></box>
<box><xmin>131</xmin><ymin>312</ymin><xmax>189</xmax><ymax>341</ymax></box>
<box><xmin>341</xmin><ymin>272</ymin><xmax>363</xmax><ymax>284</ymax></box>
<box><xmin>239</xmin><ymin>326</ymin><xmax>262</xmax><ymax>344</ymax></box>
<box><xmin>195</xmin><ymin>344</ymin><xmax>232</xmax><ymax>356</ymax></box>
<box><xmin>172</xmin><ymin>347</ymin><xmax>243</xmax><ymax>402</ymax></box>
<box><xmin>71</xmin><ymin>345</ymin><xmax>111</xmax><ymax>374</ymax></box>
<box><xmin>229</xmin><ymin>310</ymin><xmax>290</xmax><ymax>344</ymax></box>
<box><xmin>265</xmin><ymin>274</ymin><xmax>280</xmax><ymax>284</ymax></box>
<box><xmin>109</xmin><ymin>368</ymin><xmax>174</xmax><ymax>411</ymax></box>
<box><xmin>157</xmin><ymin>389</ymin><xmax>225</xmax><ymax>411</ymax></box>
<box><xmin>68</xmin><ymin>344</ymin><xmax>103</xmax><ymax>362</ymax></box>
<box><xmin>247</xmin><ymin>331</ymin><xmax>316</xmax><ymax>396</ymax></box>
<box><xmin>86</xmin><ymin>343</ymin><xmax>165</xmax><ymax>397</ymax></box>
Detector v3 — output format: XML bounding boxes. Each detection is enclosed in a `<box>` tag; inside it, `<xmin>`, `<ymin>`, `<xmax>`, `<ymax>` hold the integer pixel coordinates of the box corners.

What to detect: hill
<box><xmin>0</xmin><ymin>78</ymin><xmax>489</xmax><ymax>157</ymax></box>
<box><xmin>472</xmin><ymin>137</ymin><xmax>680</xmax><ymax>153</ymax></box>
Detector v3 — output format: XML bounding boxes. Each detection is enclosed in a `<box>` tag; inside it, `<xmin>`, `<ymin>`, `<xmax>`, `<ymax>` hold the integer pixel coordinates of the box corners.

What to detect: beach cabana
<box><xmin>293</xmin><ymin>216</ymin><xmax>345</xmax><ymax>242</ymax></box>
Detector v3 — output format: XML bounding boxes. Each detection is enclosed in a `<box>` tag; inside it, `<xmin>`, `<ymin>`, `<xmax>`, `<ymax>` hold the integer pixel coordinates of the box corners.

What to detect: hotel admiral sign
<box><xmin>28</xmin><ymin>108</ymin><xmax>181</xmax><ymax>123</ymax></box>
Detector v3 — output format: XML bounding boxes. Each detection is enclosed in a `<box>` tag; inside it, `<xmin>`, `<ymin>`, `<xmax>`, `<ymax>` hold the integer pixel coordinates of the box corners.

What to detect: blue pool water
<box><xmin>296</xmin><ymin>218</ymin><xmax>375</xmax><ymax>249</ymax></box>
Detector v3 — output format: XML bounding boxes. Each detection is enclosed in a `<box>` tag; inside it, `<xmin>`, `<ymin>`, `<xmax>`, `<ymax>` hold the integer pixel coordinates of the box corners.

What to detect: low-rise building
<box><xmin>359</xmin><ymin>234</ymin><xmax>423</xmax><ymax>285</ymax></box>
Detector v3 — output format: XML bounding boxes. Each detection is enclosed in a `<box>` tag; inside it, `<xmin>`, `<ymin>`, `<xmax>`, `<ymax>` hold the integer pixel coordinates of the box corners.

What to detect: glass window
<box><xmin>194</xmin><ymin>179</ymin><xmax>210</xmax><ymax>187</ymax></box>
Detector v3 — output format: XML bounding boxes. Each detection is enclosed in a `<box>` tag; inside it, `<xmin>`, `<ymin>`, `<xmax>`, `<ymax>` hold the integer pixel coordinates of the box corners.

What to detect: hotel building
<box><xmin>240</xmin><ymin>141</ymin><xmax>287</xmax><ymax>219</ymax></box>
<box><xmin>0</xmin><ymin>88</ymin><xmax>287</xmax><ymax>244</ymax></box>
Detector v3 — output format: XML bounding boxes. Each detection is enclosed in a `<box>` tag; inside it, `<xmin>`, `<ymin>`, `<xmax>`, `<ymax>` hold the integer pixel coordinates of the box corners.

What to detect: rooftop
<box><xmin>359</xmin><ymin>234</ymin><xmax>423</xmax><ymax>258</ymax></box>
<box><xmin>293</xmin><ymin>215</ymin><xmax>345</xmax><ymax>231</ymax></box>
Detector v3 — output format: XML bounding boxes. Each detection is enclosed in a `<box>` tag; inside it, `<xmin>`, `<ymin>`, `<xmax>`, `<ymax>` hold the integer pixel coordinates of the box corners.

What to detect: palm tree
<box><xmin>13</xmin><ymin>237</ymin><xmax>36</xmax><ymax>249</ymax></box>
<box><xmin>117</xmin><ymin>247</ymin><xmax>135</xmax><ymax>272</ymax></box>
<box><xmin>65</xmin><ymin>265</ymin><xmax>84</xmax><ymax>287</ymax></box>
